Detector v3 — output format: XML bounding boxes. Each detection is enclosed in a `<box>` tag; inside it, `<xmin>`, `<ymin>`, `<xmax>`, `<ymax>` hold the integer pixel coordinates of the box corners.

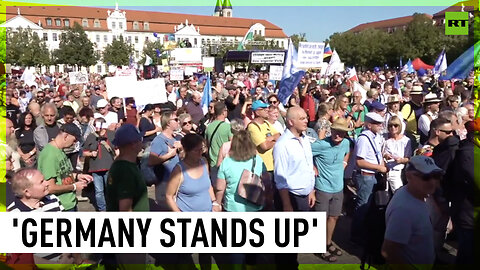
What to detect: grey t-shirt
<box><xmin>384</xmin><ymin>186</ymin><xmax>435</xmax><ymax>265</ymax></box>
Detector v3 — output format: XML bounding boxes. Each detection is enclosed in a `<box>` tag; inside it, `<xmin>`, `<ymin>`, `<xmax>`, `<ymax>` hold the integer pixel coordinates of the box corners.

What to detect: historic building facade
<box><xmin>3</xmin><ymin>2</ymin><xmax>288</xmax><ymax>73</ymax></box>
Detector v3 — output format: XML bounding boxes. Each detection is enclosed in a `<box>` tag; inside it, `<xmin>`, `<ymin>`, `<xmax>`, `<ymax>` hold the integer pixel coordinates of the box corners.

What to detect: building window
<box><xmin>97</xmin><ymin>65</ymin><xmax>102</xmax><ymax>73</ymax></box>
<box><xmin>226</xmin><ymin>11</ymin><xmax>230</xmax><ymax>17</ymax></box>
<box><xmin>64</xmin><ymin>19</ymin><xmax>70</xmax><ymax>27</ymax></box>
<box><xmin>43</xmin><ymin>33</ymin><xmax>48</xmax><ymax>41</ymax></box>
<box><xmin>145</xmin><ymin>36</ymin><xmax>149</xmax><ymax>42</ymax></box>
<box><xmin>135</xmin><ymin>51</ymin><xmax>139</xmax><ymax>58</ymax></box>
<box><xmin>46</xmin><ymin>18</ymin><xmax>52</xmax><ymax>26</ymax></box>
<box><xmin>144</xmin><ymin>22</ymin><xmax>149</xmax><ymax>30</ymax></box>
<box><xmin>55</xmin><ymin>19</ymin><xmax>61</xmax><ymax>26</ymax></box>
<box><xmin>96</xmin><ymin>34</ymin><xmax>100</xmax><ymax>43</ymax></box>
<box><xmin>133</xmin><ymin>21</ymin><xmax>139</xmax><ymax>30</ymax></box>
<box><xmin>127</xmin><ymin>36</ymin><xmax>132</xmax><ymax>43</ymax></box>
<box><xmin>135</xmin><ymin>36</ymin><xmax>139</xmax><ymax>43</ymax></box>
<box><xmin>94</xmin><ymin>19</ymin><xmax>100</xmax><ymax>28</ymax></box>
<box><xmin>82</xmin><ymin>19</ymin><xmax>88</xmax><ymax>28</ymax></box>
<box><xmin>119</xmin><ymin>22</ymin><xmax>123</xmax><ymax>30</ymax></box>
<box><xmin>104</xmin><ymin>35</ymin><xmax>108</xmax><ymax>42</ymax></box>
<box><xmin>194</xmin><ymin>38</ymin><xmax>197</xmax><ymax>45</ymax></box>
<box><xmin>281</xmin><ymin>41</ymin><xmax>284</xmax><ymax>47</ymax></box>
<box><xmin>202</xmin><ymin>39</ymin><xmax>205</xmax><ymax>44</ymax></box>
<box><xmin>112</xmin><ymin>22</ymin><xmax>116</xmax><ymax>29</ymax></box>
<box><xmin>53</xmin><ymin>33</ymin><xmax>58</xmax><ymax>41</ymax></box>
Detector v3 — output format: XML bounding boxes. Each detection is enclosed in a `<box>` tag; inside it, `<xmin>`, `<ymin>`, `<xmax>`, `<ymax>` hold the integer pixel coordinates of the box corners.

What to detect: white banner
<box><xmin>297</xmin><ymin>42</ymin><xmax>325</xmax><ymax>68</ymax></box>
<box><xmin>170</xmin><ymin>69</ymin><xmax>184</xmax><ymax>81</ymax></box>
<box><xmin>203</xmin><ymin>57</ymin><xmax>215</xmax><ymax>68</ymax></box>
<box><xmin>0</xmin><ymin>212</ymin><xmax>326</xmax><ymax>253</ymax></box>
<box><xmin>68</xmin><ymin>71</ymin><xmax>89</xmax><ymax>84</ymax></box>
<box><xmin>269</xmin><ymin>65</ymin><xmax>284</xmax><ymax>81</ymax></box>
<box><xmin>250</xmin><ymin>52</ymin><xmax>285</xmax><ymax>64</ymax></box>
<box><xmin>105</xmin><ymin>77</ymin><xmax>167</xmax><ymax>106</ymax></box>
<box><xmin>115</xmin><ymin>68</ymin><xmax>136</xmax><ymax>78</ymax></box>
<box><xmin>171</xmin><ymin>48</ymin><xmax>202</xmax><ymax>64</ymax></box>
<box><xmin>184</xmin><ymin>66</ymin><xmax>197</xmax><ymax>76</ymax></box>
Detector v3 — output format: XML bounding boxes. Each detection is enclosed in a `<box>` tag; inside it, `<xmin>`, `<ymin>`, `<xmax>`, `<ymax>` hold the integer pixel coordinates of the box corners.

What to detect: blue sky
<box><xmin>120</xmin><ymin>5</ymin><xmax>449</xmax><ymax>42</ymax></box>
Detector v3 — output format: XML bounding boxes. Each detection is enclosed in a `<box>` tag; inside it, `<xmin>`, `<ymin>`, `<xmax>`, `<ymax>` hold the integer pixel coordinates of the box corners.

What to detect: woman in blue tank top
<box><xmin>166</xmin><ymin>134</ymin><xmax>220</xmax><ymax>212</ymax></box>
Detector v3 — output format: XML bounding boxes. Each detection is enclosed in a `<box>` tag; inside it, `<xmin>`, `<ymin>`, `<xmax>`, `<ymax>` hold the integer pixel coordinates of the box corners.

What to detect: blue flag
<box><xmin>433</xmin><ymin>49</ymin><xmax>447</xmax><ymax>75</ymax></box>
<box><xmin>439</xmin><ymin>42</ymin><xmax>478</xmax><ymax>80</ymax></box>
<box><xmin>201</xmin><ymin>73</ymin><xmax>212</xmax><ymax>114</ymax></box>
<box><xmin>278</xmin><ymin>39</ymin><xmax>305</xmax><ymax>105</ymax></box>
<box><xmin>399</xmin><ymin>57</ymin><xmax>403</xmax><ymax>70</ymax></box>
<box><xmin>394</xmin><ymin>73</ymin><xmax>400</xmax><ymax>90</ymax></box>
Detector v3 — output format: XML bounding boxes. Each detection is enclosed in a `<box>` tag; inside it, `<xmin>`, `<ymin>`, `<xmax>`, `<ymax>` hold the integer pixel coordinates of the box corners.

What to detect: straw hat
<box><xmin>331</xmin><ymin>118</ymin><xmax>353</xmax><ymax>132</ymax></box>
<box><xmin>385</xmin><ymin>95</ymin><xmax>400</xmax><ymax>104</ymax></box>
<box><xmin>422</xmin><ymin>93</ymin><xmax>442</xmax><ymax>104</ymax></box>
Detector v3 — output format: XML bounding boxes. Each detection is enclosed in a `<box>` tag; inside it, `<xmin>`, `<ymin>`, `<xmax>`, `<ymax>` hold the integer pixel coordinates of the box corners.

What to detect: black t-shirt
<box><xmin>6</xmin><ymin>104</ymin><xmax>20</xmax><ymax>127</ymax></box>
<box><xmin>225</xmin><ymin>95</ymin><xmax>244</xmax><ymax>121</ymax></box>
<box><xmin>138</xmin><ymin>117</ymin><xmax>156</xmax><ymax>143</ymax></box>
<box><xmin>45</xmin><ymin>124</ymin><xmax>60</xmax><ymax>142</ymax></box>
<box><xmin>15</xmin><ymin>128</ymin><xmax>35</xmax><ymax>153</ymax></box>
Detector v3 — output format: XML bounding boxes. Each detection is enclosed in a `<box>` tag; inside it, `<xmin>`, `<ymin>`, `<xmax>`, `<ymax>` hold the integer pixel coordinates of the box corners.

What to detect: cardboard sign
<box><xmin>269</xmin><ymin>65</ymin><xmax>284</xmax><ymax>81</ymax></box>
<box><xmin>297</xmin><ymin>42</ymin><xmax>325</xmax><ymax>68</ymax></box>
<box><xmin>105</xmin><ymin>77</ymin><xmax>167</xmax><ymax>106</ymax></box>
<box><xmin>184</xmin><ymin>66</ymin><xmax>197</xmax><ymax>76</ymax></box>
<box><xmin>170</xmin><ymin>69</ymin><xmax>184</xmax><ymax>81</ymax></box>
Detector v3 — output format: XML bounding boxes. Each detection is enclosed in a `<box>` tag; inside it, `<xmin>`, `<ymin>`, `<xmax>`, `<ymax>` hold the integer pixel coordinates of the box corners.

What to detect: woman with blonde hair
<box><xmin>382</xmin><ymin>116</ymin><xmax>412</xmax><ymax>193</ymax></box>
<box><xmin>216</xmin><ymin>119</ymin><xmax>245</xmax><ymax>167</ymax></box>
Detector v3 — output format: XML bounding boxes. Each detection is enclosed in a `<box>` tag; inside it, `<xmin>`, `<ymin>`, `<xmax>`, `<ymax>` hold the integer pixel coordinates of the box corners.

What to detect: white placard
<box><xmin>250</xmin><ymin>52</ymin><xmax>285</xmax><ymax>64</ymax></box>
<box><xmin>0</xmin><ymin>212</ymin><xmax>326</xmax><ymax>254</ymax></box>
<box><xmin>184</xmin><ymin>66</ymin><xmax>197</xmax><ymax>76</ymax></box>
<box><xmin>297</xmin><ymin>42</ymin><xmax>325</xmax><ymax>68</ymax></box>
<box><xmin>105</xmin><ymin>77</ymin><xmax>167</xmax><ymax>106</ymax></box>
<box><xmin>69</xmin><ymin>71</ymin><xmax>89</xmax><ymax>84</ymax></box>
<box><xmin>171</xmin><ymin>48</ymin><xmax>202</xmax><ymax>63</ymax></box>
<box><xmin>203</xmin><ymin>57</ymin><xmax>215</xmax><ymax>68</ymax></box>
<box><xmin>170</xmin><ymin>69</ymin><xmax>184</xmax><ymax>81</ymax></box>
<box><xmin>269</xmin><ymin>65</ymin><xmax>284</xmax><ymax>81</ymax></box>
<box><xmin>115</xmin><ymin>68</ymin><xmax>136</xmax><ymax>78</ymax></box>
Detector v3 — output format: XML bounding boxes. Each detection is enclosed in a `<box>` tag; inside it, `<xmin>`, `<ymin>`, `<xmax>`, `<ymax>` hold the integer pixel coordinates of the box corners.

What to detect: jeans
<box><xmin>351</xmin><ymin>172</ymin><xmax>376</xmax><ymax>242</ymax></box>
<box><xmin>93</xmin><ymin>171</ymin><xmax>108</xmax><ymax>211</ymax></box>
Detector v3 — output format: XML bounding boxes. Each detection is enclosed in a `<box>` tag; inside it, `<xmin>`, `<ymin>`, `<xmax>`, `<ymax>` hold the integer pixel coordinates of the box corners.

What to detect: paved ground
<box><xmin>76</xmin><ymin>183</ymin><xmax>457</xmax><ymax>266</ymax></box>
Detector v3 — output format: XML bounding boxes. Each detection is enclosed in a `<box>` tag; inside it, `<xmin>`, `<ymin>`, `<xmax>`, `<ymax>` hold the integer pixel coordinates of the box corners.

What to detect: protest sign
<box><xmin>115</xmin><ymin>68</ymin><xmax>136</xmax><ymax>78</ymax></box>
<box><xmin>250</xmin><ymin>52</ymin><xmax>285</xmax><ymax>64</ymax></box>
<box><xmin>105</xmin><ymin>77</ymin><xmax>167</xmax><ymax>106</ymax></box>
<box><xmin>297</xmin><ymin>42</ymin><xmax>325</xmax><ymax>68</ymax></box>
<box><xmin>170</xmin><ymin>69</ymin><xmax>184</xmax><ymax>81</ymax></box>
<box><xmin>184</xmin><ymin>66</ymin><xmax>197</xmax><ymax>76</ymax></box>
<box><xmin>171</xmin><ymin>48</ymin><xmax>202</xmax><ymax>63</ymax></box>
<box><xmin>203</xmin><ymin>57</ymin><xmax>215</xmax><ymax>72</ymax></box>
<box><xmin>269</xmin><ymin>65</ymin><xmax>284</xmax><ymax>81</ymax></box>
<box><xmin>69</xmin><ymin>71</ymin><xmax>89</xmax><ymax>85</ymax></box>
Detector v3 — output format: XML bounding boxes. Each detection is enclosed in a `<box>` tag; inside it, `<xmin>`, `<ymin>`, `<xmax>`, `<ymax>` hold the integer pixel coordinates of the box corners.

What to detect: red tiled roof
<box><xmin>348</xmin><ymin>13</ymin><xmax>433</xmax><ymax>33</ymax></box>
<box><xmin>432</xmin><ymin>4</ymin><xmax>475</xmax><ymax>18</ymax></box>
<box><xmin>5</xmin><ymin>5</ymin><xmax>288</xmax><ymax>38</ymax></box>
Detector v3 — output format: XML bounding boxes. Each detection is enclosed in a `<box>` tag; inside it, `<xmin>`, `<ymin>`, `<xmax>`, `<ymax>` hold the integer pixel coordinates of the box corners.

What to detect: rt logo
<box><xmin>445</xmin><ymin>12</ymin><xmax>469</xmax><ymax>35</ymax></box>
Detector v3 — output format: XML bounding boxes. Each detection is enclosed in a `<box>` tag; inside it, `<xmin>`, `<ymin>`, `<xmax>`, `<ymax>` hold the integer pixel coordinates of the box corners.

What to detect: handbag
<box><xmin>237</xmin><ymin>157</ymin><xmax>265</xmax><ymax>206</ymax></box>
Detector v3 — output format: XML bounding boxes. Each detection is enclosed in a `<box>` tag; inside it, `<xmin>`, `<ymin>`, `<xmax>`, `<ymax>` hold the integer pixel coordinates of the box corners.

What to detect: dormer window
<box><xmin>144</xmin><ymin>22</ymin><xmax>149</xmax><ymax>30</ymax></box>
<box><xmin>94</xmin><ymin>19</ymin><xmax>100</xmax><ymax>28</ymax></box>
<box><xmin>133</xmin><ymin>21</ymin><xmax>139</xmax><ymax>30</ymax></box>
<box><xmin>82</xmin><ymin>18</ymin><xmax>88</xmax><ymax>28</ymax></box>
<box><xmin>55</xmin><ymin>19</ymin><xmax>61</xmax><ymax>26</ymax></box>
<box><xmin>64</xmin><ymin>19</ymin><xmax>70</xmax><ymax>27</ymax></box>
<box><xmin>46</xmin><ymin>18</ymin><xmax>52</xmax><ymax>26</ymax></box>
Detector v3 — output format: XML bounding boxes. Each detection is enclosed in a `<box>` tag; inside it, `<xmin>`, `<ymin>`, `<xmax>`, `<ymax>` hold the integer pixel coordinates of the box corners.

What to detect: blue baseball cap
<box><xmin>251</xmin><ymin>100</ymin><xmax>269</xmax><ymax>111</ymax></box>
<box><xmin>112</xmin><ymin>124</ymin><xmax>144</xmax><ymax>147</ymax></box>
<box><xmin>370</xmin><ymin>101</ymin><xmax>386</xmax><ymax>111</ymax></box>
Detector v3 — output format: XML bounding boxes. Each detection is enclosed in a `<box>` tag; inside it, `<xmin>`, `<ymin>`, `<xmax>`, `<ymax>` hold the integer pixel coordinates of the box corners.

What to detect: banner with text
<box><xmin>269</xmin><ymin>65</ymin><xmax>284</xmax><ymax>81</ymax></box>
<box><xmin>250</xmin><ymin>52</ymin><xmax>285</xmax><ymax>64</ymax></box>
<box><xmin>105</xmin><ymin>77</ymin><xmax>167</xmax><ymax>106</ymax></box>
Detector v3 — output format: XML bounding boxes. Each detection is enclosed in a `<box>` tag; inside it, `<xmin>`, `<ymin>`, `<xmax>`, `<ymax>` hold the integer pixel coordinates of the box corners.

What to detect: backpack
<box><xmin>360</xmin><ymin>185</ymin><xmax>393</xmax><ymax>270</ymax></box>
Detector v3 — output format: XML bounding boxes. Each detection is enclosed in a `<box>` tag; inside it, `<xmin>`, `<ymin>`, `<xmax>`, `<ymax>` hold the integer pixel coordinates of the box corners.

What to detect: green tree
<box><xmin>102</xmin><ymin>35</ymin><xmax>133</xmax><ymax>66</ymax></box>
<box><xmin>139</xmin><ymin>39</ymin><xmax>165</xmax><ymax>65</ymax></box>
<box><xmin>290</xmin><ymin>33</ymin><xmax>307</xmax><ymax>49</ymax></box>
<box><xmin>6</xmin><ymin>28</ymin><xmax>50</xmax><ymax>67</ymax></box>
<box><xmin>52</xmin><ymin>22</ymin><xmax>97</xmax><ymax>67</ymax></box>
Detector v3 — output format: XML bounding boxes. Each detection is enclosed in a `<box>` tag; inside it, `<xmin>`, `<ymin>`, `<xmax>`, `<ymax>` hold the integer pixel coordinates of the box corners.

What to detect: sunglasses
<box><xmin>182</xmin><ymin>121</ymin><xmax>192</xmax><ymax>126</ymax></box>
<box><xmin>439</xmin><ymin>129</ymin><xmax>453</xmax><ymax>135</ymax></box>
<box><xmin>388</xmin><ymin>124</ymin><xmax>400</xmax><ymax>128</ymax></box>
<box><xmin>269</xmin><ymin>100</ymin><xmax>278</xmax><ymax>104</ymax></box>
<box><xmin>54</xmin><ymin>99</ymin><xmax>62</xmax><ymax>102</ymax></box>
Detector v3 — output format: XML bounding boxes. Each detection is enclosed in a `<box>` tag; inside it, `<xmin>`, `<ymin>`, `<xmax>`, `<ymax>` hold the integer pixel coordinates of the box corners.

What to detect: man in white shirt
<box><xmin>418</xmin><ymin>93</ymin><xmax>441</xmax><ymax>144</ymax></box>
<box><xmin>94</xmin><ymin>99</ymin><xmax>118</xmax><ymax>130</ymax></box>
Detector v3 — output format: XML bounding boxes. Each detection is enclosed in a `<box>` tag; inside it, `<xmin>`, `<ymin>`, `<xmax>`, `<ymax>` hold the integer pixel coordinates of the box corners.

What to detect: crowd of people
<box><xmin>1</xmin><ymin>67</ymin><xmax>477</xmax><ymax>269</ymax></box>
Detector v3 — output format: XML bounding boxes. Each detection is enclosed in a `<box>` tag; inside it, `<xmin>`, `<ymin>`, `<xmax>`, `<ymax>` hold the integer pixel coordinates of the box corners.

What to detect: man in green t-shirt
<box><xmin>107</xmin><ymin>124</ymin><xmax>149</xmax><ymax>268</ymax></box>
<box><xmin>205</xmin><ymin>102</ymin><xmax>232</xmax><ymax>187</ymax></box>
<box><xmin>37</xmin><ymin>123</ymin><xmax>93</xmax><ymax>211</ymax></box>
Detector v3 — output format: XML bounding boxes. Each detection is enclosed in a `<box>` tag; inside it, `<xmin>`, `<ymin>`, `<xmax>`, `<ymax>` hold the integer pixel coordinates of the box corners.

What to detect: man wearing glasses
<box><xmin>382</xmin><ymin>156</ymin><xmax>443</xmax><ymax>268</ymax></box>
<box><xmin>94</xmin><ymin>99</ymin><xmax>118</xmax><ymax>130</ymax></box>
